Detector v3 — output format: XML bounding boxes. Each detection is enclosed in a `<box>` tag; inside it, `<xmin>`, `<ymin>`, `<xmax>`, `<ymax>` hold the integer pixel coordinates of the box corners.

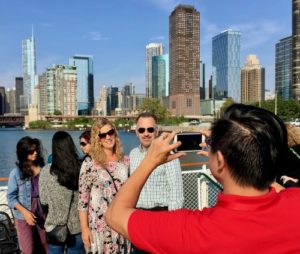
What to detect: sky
<box><xmin>0</xmin><ymin>0</ymin><xmax>291</xmax><ymax>98</ymax></box>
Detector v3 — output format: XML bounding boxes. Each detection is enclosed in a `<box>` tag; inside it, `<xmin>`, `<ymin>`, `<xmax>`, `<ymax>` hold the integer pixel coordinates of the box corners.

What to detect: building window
<box><xmin>172</xmin><ymin>101</ymin><xmax>176</xmax><ymax>109</ymax></box>
<box><xmin>186</xmin><ymin>98</ymin><xmax>192</xmax><ymax>107</ymax></box>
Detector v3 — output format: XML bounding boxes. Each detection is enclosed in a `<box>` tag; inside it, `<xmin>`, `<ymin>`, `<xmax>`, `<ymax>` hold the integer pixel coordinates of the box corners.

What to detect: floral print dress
<box><xmin>78</xmin><ymin>156</ymin><xmax>129</xmax><ymax>254</ymax></box>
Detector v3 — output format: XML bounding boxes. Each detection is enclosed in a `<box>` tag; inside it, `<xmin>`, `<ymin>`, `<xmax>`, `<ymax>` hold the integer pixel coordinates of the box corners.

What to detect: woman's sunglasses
<box><xmin>28</xmin><ymin>149</ymin><xmax>36</xmax><ymax>155</ymax></box>
<box><xmin>98</xmin><ymin>129</ymin><xmax>115</xmax><ymax>139</ymax></box>
<box><xmin>137</xmin><ymin>127</ymin><xmax>155</xmax><ymax>134</ymax></box>
<box><xmin>80</xmin><ymin>142</ymin><xmax>88</xmax><ymax>147</ymax></box>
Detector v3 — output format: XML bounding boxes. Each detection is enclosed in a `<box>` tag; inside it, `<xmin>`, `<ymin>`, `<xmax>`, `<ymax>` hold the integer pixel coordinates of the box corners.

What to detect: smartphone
<box><xmin>174</xmin><ymin>132</ymin><xmax>204</xmax><ymax>152</ymax></box>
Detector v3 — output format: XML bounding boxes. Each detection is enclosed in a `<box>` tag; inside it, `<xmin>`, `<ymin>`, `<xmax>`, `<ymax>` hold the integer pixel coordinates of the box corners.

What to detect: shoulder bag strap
<box><xmin>290</xmin><ymin>147</ymin><xmax>300</xmax><ymax>160</ymax></box>
<box><xmin>66</xmin><ymin>191</ymin><xmax>74</xmax><ymax>223</ymax></box>
<box><xmin>105</xmin><ymin>169</ymin><xmax>118</xmax><ymax>191</ymax></box>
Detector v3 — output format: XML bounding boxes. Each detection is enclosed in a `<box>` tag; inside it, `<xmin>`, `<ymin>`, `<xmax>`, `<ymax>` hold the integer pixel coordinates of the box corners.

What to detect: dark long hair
<box><xmin>50</xmin><ymin>131</ymin><xmax>81</xmax><ymax>190</ymax></box>
<box><xmin>16</xmin><ymin>136</ymin><xmax>45</xmax><ymax>180</ymax></box>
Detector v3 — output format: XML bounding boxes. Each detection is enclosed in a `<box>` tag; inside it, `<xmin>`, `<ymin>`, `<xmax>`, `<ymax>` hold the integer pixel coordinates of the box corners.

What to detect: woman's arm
<box><xmin>78</xmin><ymin>159</ymin><xmax>93</xmax><ymax>247</ymax></box>
<box><xmin>79</xmin><ymin>211</ymin><xmax>93</xmax><ymax>248</ymax></box>
<box><xmin>7</xmin><ymin>169</ymin><xmax>37</xmax><ymax>225</ymax></box>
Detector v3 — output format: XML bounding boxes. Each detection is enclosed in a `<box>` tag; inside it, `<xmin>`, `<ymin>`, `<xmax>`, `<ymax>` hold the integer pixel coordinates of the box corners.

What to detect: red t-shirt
<box><xmin>128</xmin><ymin>188</ymin><xmax>300</xmax><ymax>254</ymax></box>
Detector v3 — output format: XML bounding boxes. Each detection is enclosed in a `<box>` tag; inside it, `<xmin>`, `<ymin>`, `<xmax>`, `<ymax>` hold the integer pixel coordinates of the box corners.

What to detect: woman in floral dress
<box><xmin>78</xmin><ymin>118</ymin><xmax>129</xmax><ymax>254</ymax></box>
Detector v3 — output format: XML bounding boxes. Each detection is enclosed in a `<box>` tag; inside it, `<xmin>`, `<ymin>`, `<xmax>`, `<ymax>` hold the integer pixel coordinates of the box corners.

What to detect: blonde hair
<box><xmin>286</xmin><ymin>124</ymin><xmax>300</xmax><ymax>147</ymax></box>
<box><xmin>90</xmin><ymin>118</ymin><xmax>124</xmax><ymax>167</ymax></box>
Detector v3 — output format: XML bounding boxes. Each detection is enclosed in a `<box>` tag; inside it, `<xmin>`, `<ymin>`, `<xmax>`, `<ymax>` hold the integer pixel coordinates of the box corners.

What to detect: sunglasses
<box><xmin>137</xmin><ymin>127</ymin><xmax>156</xmax><ymax>134</ymax></box>
<box><xmin>80</xmin><ymin>142</ymin><xmax>88</xmax><ymax>147</ymax></box>
<box><xmin>98</xmin><ymin>129</ymin><xmax>115</xmax><ymax>139</ymax></box>
<box><xmin>28</xmin><ymin>149</ymin><xmax>36</xmax><ymax>155</ymax></box>
<box><xmin>206</xmin><ymin>137</ymin><xmax>212</xmax><ymax>146</ymax></box>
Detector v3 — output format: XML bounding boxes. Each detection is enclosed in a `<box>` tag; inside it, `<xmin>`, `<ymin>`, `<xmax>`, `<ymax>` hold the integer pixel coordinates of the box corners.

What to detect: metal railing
<box><xmin>0</xmin><ymin>165</ymin><xmax>222</xmax><ymax>211</ymax></box>
<box><xmin>182</xmin><ymin>165</ymin><xmax>222</xmax><ymax>210</ymax></box>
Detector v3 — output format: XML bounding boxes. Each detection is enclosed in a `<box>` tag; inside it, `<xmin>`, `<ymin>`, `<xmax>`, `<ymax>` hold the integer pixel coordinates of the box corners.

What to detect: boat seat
<box><xmin>0</xmin><ymin>212</ymin><xmax>17</xmax><ymax>243</ymax></box>
<box><xmin>0</xmin><ymin>222</ymin><xmax>19</xmax><ymax>254</ymax></box>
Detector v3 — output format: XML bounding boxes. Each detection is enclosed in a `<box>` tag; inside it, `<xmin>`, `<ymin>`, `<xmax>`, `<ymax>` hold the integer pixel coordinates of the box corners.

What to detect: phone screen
<box><xmin>175</xmin><ymin>133</ymin><xmax>202</xmax><ymax>152</ymax></box>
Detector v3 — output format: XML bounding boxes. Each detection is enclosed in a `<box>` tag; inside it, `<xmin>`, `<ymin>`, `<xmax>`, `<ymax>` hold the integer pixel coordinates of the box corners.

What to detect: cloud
<box><xmin>201</xmin><ymin>18</ymin><xmax>287</xmax><ymax>49</ymax></box>
<box><xmin>150</xmin><ymin>35</ymin><xmax>165</xmax><ymax>41</ymax></box>
<box><xmin>84</xmin><ymin>32</ymin><xmax>110</xmax><ymax>41</ymax></box>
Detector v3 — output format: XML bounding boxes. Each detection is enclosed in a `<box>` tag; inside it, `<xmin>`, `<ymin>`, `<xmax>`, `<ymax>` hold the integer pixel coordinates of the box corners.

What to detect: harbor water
<box><xmin>0</xmin><ymin>128</ymin><xmax>207</xmax><ymax>185</ymax></box>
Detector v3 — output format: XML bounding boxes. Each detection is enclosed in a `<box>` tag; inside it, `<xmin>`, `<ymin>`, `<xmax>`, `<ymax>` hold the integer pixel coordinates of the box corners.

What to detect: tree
<box><xmin>138</xmin><ymin>98</ymin><xmax>167</xmax><ymax>122</ymax></box>
<box><xmin>53</xmin><ymin>110</ymin><xmax>62</xmax><ymax>115</ymax></box>
<box><xmin>219</xmin><ymin>97</ymin><xmax>235</xmax><ymax>116</ymax></box>
<box><xmin>29</xmin><ymin>120</ymin><xmax>52</xmax><ymax>129</ymax></box>
<box><xmin>252</xmin><ymin>98</ymin><xmax>300</xmax><ymax>121</ymax></box>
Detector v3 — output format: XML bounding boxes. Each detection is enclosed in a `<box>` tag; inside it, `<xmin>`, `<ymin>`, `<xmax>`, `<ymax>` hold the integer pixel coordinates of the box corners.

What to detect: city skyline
<box><xmin>0</xmin><ymin>0</ymin><xmax>291</xmax><ymax>97</ymax></box>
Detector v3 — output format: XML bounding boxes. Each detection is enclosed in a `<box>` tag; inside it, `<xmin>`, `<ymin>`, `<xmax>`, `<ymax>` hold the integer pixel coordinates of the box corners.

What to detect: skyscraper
<box><xmin>152</xmin><ymin>54</ymin><xmax>169</xmax><ymax>99</ymax></box>
<box><xmin>0</xmin><ymin>87</ymin><xmax>6</xmax><ymax>115</ymax></box>
<box><xmin>123</xmin><ymin>83</ymin><xmax>135</xmax><ymax>110</ymax></box>
<box><xmin>22</xmin><ymin>29</ymin><xmax>37</xmax><ymax>110</ymax></box>
<box><xmin>275</xmin><ymin>36</ymin><xmax>292</xmax><ymax>100</ymax></box>
<box><xmin>6</xmin><ymin>88</ymin><xmax>16</xmax><ymax>114</ymax></box>
<box><xmin>108</xmin><ymin>86</ymin><xmax>119</xmax><ymax>115</ymax></box>
<box><xmin>212</xmin><ymin>29</ymin><xmax>241</xmax><ymax>102</ymax></box>
<box><xmin>200</xmin><ymin>61</ymin><xmax>206</xmax><ymax>99</ymax></box>
<box><xmin>69</xmin><ymin>55</ymin><xmax>94</xmax><ymax>115</ymax></box>
<box><xmin>145</xmin><ymin>43</ymin><xmax>164</xmax><ymax>98</ymax></box>
<box><xmin>15</xmin><ymin>77</ymin><xmax>23</xmax><ymax>114</ymax></box>
<box><xmin>292</xmin><ymin>0</ymin><xmax>300</xmax><ymax>100</ymax></box>
<box><xmin>39</xmin><ymin>65</ymin><xmax>77</xmax><ymax>116</ymax></box>
<box><xmin>169</xmin><ymin>4</ymin><xmax>200</xmax><ymax>116</ymax></box>
<box><xmin>241</xmin><ymin>55</ymin><xmax>265</xmax><ymax>104</ymax></box>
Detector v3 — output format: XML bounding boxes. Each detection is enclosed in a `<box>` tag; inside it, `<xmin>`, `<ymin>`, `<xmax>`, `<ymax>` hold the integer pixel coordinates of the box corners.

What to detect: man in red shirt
<box><xmin>106</xmin><ymin>104</ymin><xmax>300</xmax><ymax>254</ymax></box>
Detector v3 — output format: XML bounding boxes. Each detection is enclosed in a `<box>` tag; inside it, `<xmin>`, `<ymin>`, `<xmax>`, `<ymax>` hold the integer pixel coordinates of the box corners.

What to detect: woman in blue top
<box><xmin>7</xmin><ymin>136</ymin><xmax>48</xmax><ymax>254</ymax></box>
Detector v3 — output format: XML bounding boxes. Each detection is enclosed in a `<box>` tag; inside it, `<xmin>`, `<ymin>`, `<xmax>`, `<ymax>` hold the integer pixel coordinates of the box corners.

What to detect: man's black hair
<box><xmin>210</xmin><ymin>103</ymin><xmax>288</xmax><ymax>190</ymax></box>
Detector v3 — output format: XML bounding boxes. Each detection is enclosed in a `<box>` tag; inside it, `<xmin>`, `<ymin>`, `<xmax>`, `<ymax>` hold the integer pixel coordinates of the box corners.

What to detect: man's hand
<box><xmin>197</xmin><ymin>129</ymin><xmax>211</xmax><ymax>157</ymax></box>
<box><xmin>146</xmin><ymin>131</ymin><xmax>185</xmax><ymax>168</ymax></box>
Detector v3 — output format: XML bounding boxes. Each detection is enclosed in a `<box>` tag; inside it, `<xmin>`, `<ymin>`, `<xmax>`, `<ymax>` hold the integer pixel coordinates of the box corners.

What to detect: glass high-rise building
<box><xmin>123</xmin><ymin>83</ymin><xmax>135</xmax><ymax>110</ymax></box>
<box><xmin>15</xmin><ymin>77</ymin><xmax>23</xmax><ymax>114</ymax></box>
<box><xmin>0</xmin><ymin>87</ymin><xmax>6</xmax><ymax>115</ymax></box>
<box><xmin>22</xmin><ymin>30</ymin><xmax>37</xmax><ymax>110</ymax></box>
<box><xmin>145</xmin><ymin>43</ymin><xmax>164</xmax><ymax>98</ymax></box>
<box><xmin>152</xmin><ymin>54</ymin><xmax>169</xmax><ymax>99</ymax></box>
<box><xmin>275</xmin><ymin>36</ymin><xmax>292</xmax><ymax>100</ymax></box>
<box><xmin>69</xmin><ymin>55</ymin><xmax>94</xmax><ymax>115</ymax></box>
<box><xmin>169</xmin><ymin>4</ymin><xmax>200</xmax><ymax>116</ymax></box>
<box><xmin>212</xmin><ymin>29</ymin><xmax>241</xmax><ymax>102</ymax></box>
<box><xmin>292</xmin><ymin>0</ymin><xmax>300</xmax><ymax>99</ymax></box>
<box><xmin>108</xmin><ymin>86</ymin><xmax>119</xmax><ymax>115</ymax></box>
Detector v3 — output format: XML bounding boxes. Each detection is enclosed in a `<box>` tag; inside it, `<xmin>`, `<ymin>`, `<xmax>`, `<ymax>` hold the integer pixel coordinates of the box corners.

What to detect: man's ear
<box><xmin>216</xmin><ymin>150</ymin><xmax>226</xmax><ymax>173</ymax></box>
<box><xmin>155</xmin><ymin>128</ymin><xmax>159</xmax><ymax>137</ymax></box>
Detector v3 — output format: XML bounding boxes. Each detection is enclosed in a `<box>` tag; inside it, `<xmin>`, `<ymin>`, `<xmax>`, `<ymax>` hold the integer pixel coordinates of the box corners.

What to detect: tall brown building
<box><xmin>169</xmin><ymin>4</ymin><xmax>200</xmax><ymax>115</ymax></box>
<box><xmin>241</xmin><ymin>55</ymin><xmax>265</xmax><ymax>104</ymax></box>
<box><xmin>292</xmin><ymin>0</ymin><xmax>300</xmax><ymax>100</ymax></box>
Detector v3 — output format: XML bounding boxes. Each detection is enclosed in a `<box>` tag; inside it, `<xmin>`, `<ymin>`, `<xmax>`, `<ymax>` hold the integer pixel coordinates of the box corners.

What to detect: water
<box><xmin>0</xmin><ymin>128</ymin><xmax>207</xmax><ymax>184</ymax></box>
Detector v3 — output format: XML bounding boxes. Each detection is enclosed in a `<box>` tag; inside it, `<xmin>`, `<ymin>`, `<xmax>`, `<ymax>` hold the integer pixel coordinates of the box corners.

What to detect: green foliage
<box><xmin>53</xmin><ymin>110</ymin><xmax>62</xmax><ymax>115</ymax></box>
<box><xmin>114</xmin><ymin>119</ymin><xmax>135</xmax><ymax>128</ymax></box>
<box><xmin>67</xmin><ymin>117</ymin><xmax>93</xmax><ymax>129</ymax></box>
<box><xmin>252</xmin><ymin>98</ymin><xmax>300</xmax><ymax>121</ymax></box>
<box><xmin>138</xmin><ymin>98</ymin><xmax>167</xmax><ymax>123</ymax></box>
<box><xmin>220</xmin><ymin>97</ymin><xmax>235</xmax><ymax>115</ymax></box>
<box><xmin>29</xmin><ymin>120</ymin><xmax>52</xmax><ymax>129</ymax></box>
<box><xmin>162</xmin><ymin>115</ymin><xmax>186</xmax><ymax>125</ymax></box>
